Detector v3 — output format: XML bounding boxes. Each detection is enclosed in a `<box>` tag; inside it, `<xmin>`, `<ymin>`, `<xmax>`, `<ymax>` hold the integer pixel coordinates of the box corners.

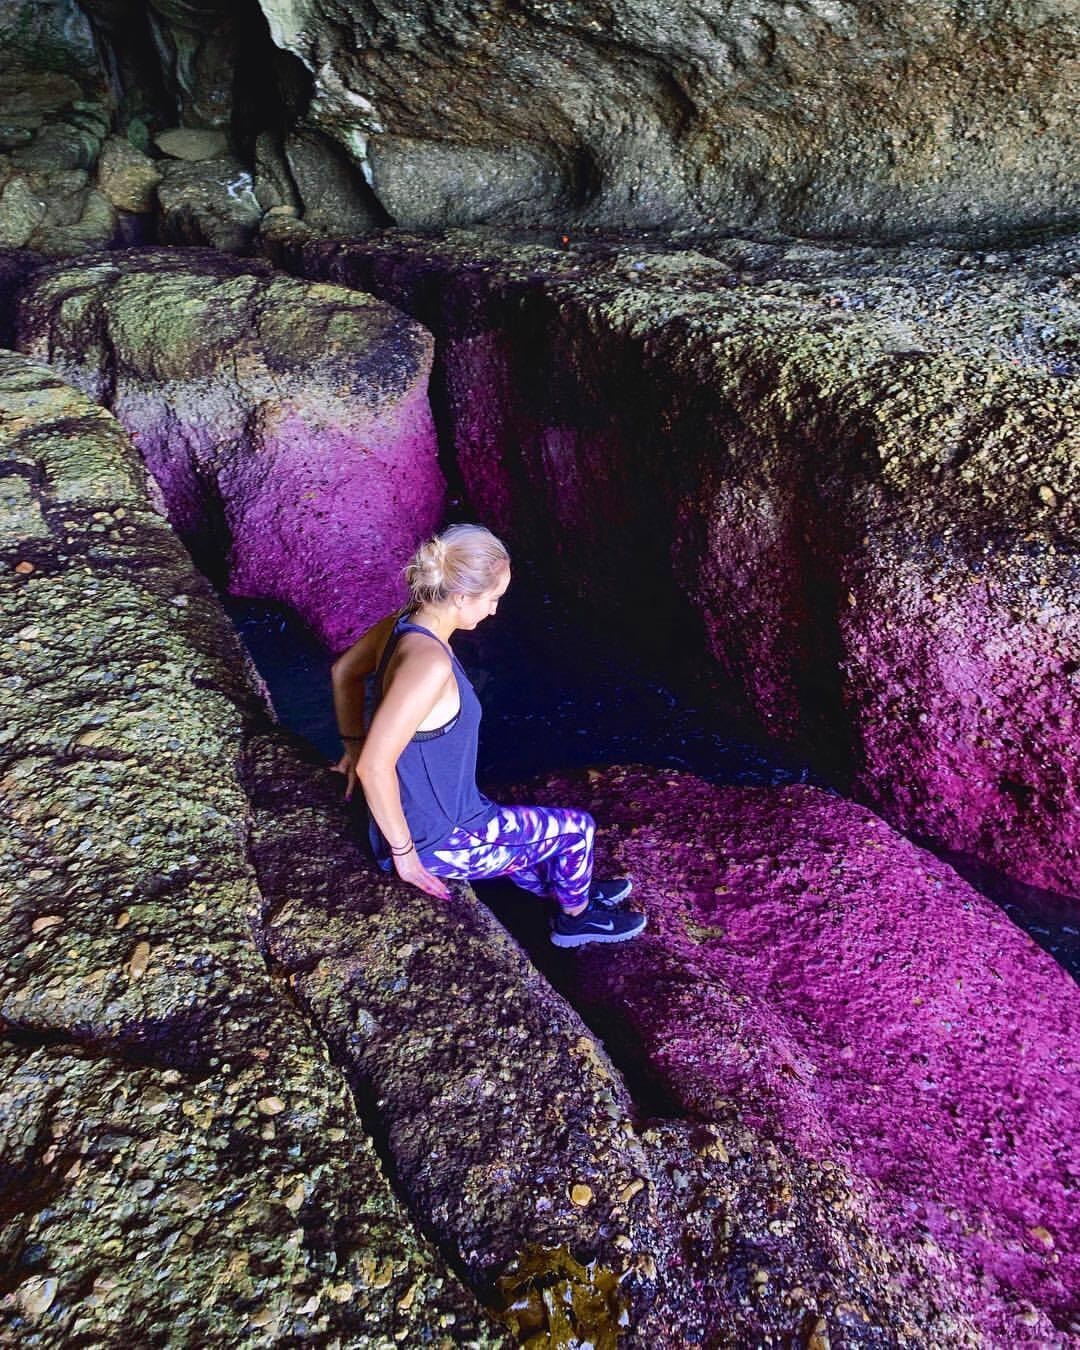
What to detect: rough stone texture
<box><xmin>256</xmin><ymin>0</ymin><xmax>1079</xmax><ymax>238</ymax></box>
<box><xmin>506</xmin><ymin>766</ymin><xmax>1080</xmax><ymax>1344</ymax></box>
<box><xmin>267</xmin><ymin>227</ymin><xmax>1080</xmax><ymax>900</ymax></box>
<box><xmin>0</xmin><ymin>347</ymin><xmax>975</xmax><ymax>1345</ymax></box>
<box><xmin>253</xmin><ymin>131</ymin><xmax>300</xmax><ymax>213</ymax></box>
<box><xmin>284</xmin><ymin>127</ymin><xmax>385</xmax><ymax>234</ymax></box>
<box><xmin>0</xmin><ymin>69</ymin><xmax>122</xmax><ymax>257</ymax></box>
<box><xmin>16</xmin><ymin>247</ymin><xmax>444</xmax><ymax>651</ymax></box>
<box><xmin>155</xmin><ymin>156</ymin><xmax>262</xmax><ymax>253</ymax></box>
<box><xmin>95</xmin><ymin>134</ymin><xmax>163</xmax><ymax>213</ymax></box>
<box><xmin>117</xmin><ymin>0</ymin><xmax>238</xmax><ymax>130</ymax></box>
<box><xmin>156</xmin><ymin>126</ymin><xmax>230</xmax><ymax>161</ymax></box>
<box><xmin>0</xmin><ymin>0</ymin><xmax>99</xmax><ymax>78</ymax></box>
<box><xmin>245</xmin><ymin>735</ymin><xmax>979</xmax><ymax>1346</ymax></box>
<box><xmin>0</xmin><ymin>350</ymin><xmax>496</xmax><ymax>1346</ymax></box>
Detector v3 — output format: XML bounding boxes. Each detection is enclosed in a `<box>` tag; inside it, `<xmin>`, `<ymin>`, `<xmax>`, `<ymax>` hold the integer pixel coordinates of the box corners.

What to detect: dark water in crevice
<box><xmin>222</xmin><ymin>560</ymin><xmax>1079</xmax><ymax>982</ymax></box>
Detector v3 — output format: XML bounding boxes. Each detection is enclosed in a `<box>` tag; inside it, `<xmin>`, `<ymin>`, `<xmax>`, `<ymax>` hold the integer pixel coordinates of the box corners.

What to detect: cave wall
<box><xmin>254</xmin><ymin>0</ymin><xmax>1079</xmax><ymax>238</ymax></box>
<box><xmin>3</xmin><ymin>0</ymin><xmax>1078</xmax><ymax>247</ymax></box>
<box><xmin>265</xmin><ymin>226</ymin><xmax>1080</xmax><ymax>901</ymax></box>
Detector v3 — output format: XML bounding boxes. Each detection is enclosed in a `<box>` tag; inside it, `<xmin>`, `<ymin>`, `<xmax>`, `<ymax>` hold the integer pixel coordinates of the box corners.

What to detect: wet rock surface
<box><xmin>0</xmin><ymin>347</ymin><xmax>979</xmax><ymax>1346</ymax></box>
<box><xmin>0</xmin><ymin>350</ymin><xmax>497</xmax><ymax>1344</ymax></box>
<box><xmin>500</xmin><ymin>765</ymin><xmax>1080</xmax><ymax>1344</ymax></box>
<box><xmin>16</xmin><ymin>247</ymin><xmax>444</xmax><ymax>650</ymax></box>
<box><xmin>245</xmin><ymin>736</ymin><xmax>981</xmax><ymax>1347</ymax></box>
<box><xmin>268</xmin><ymin>226</ymin><xmax>1080</xmax><ymax>901</ymax></box>
<box><xmin>256</xmin><ymin>0</ymin><xmax>1079</xmax><ymax>238</ymax></box>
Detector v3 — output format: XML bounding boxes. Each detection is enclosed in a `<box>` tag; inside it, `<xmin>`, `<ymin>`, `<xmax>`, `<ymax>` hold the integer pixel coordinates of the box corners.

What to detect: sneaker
<box><xmin>551</xmin><ymin>902</ymin><xmax>647</xmax><ymax>948</ymax></box>
<box><xmin>589</xmin><ymin>878</ymin><xmax>633</xmax><ymax>909</ymax></box>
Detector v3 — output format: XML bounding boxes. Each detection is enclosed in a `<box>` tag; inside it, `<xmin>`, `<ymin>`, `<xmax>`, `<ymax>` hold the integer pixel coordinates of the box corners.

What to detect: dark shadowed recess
<box><xmin>222</xmin><ymin>545</ymin><xmax>1080</xmax><ymax>983</ymax></box>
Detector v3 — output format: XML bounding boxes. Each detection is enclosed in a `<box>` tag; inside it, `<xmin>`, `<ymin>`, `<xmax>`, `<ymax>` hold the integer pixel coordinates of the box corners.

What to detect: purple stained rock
<box><xmin>16</xmin><ymin>248</ymin><xmax>444</xmax><ymax>650</ymax></box>
<box><xmin>519</xmin><ymin>765</ymin><xmax>1080</xmax><ymax>1344</ymax></box>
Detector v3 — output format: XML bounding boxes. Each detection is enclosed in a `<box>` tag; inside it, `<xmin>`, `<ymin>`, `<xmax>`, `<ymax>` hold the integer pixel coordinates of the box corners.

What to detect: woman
<box><xmin>331</xmin><ymin>523</ymin><xmax>646</xmax><ymax>947</ymax></box>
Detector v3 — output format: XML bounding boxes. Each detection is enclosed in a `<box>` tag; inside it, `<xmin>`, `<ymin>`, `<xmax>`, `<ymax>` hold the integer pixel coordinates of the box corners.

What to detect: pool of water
<box><xmin>223</xmin><ymin>562</ymin><xmax>1079</xmax><ymax>981</ymax></box>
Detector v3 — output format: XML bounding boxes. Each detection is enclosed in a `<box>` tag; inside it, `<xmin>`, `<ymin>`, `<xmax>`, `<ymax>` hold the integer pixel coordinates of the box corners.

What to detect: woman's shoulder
<box><xmin>393</xmin><ymin>627</ymin><xmax>453</xmax><ymax>668</ymax></box>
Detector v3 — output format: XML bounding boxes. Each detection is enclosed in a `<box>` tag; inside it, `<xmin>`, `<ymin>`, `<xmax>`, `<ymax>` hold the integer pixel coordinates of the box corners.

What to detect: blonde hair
<box><xmin>405</xmin><ymin>524</ymin><xmax>510</xmax><ymax>607</ymax></box>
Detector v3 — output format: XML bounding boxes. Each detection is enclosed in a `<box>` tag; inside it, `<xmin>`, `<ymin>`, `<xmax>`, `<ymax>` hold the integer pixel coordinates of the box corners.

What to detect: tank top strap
<box><xmin>395</xmin><ymin>617</ymin><xmax>455</xmax><ymax>661</ymax></box>
<box><xmin>374</xmin><ymin>614</ymin><xmax>457</xmax><ymax>693</ymax></box>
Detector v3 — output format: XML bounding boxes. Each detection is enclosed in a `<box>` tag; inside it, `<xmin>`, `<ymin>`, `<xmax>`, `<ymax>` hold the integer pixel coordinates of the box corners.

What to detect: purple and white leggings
<box><xmin>418</xmin><ymin>804</ymin><xmax>595</xmax><ymax>911</ymax></box>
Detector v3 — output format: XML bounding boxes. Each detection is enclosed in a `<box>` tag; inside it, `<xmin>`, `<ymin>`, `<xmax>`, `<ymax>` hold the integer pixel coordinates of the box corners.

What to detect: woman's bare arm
<box><xmin>357</xmin><ymin>640</ymin><xmax>454</xmax><ymax>900</ymax></box>
<box><xmin>331</xmin><ymin>611</ymin><xmax>398</xmax><ymax>740</ymax></box>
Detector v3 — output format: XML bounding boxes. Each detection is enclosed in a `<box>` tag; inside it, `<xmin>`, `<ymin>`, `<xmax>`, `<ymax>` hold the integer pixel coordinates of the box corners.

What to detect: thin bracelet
<box><xmin>389</xmin><ymin>841</ymin><xmax>416</xmax><ymax>857</ymax></box>
<box><xmin>339</xmin><ymin>733</ymin><xmax>364</xmax><ymax>742</ymax></box>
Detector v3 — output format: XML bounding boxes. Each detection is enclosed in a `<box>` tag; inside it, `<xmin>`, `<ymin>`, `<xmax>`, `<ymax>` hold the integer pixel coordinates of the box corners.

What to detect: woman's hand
<box><xmin>331</xmin><ymin>746</ymin><xmax>362</xmax><ymax>800</ymax></box>
<box><xmin>393</xmin><ymin>849</ymin><xmax>451</xmax><ymax>900</ymax></box>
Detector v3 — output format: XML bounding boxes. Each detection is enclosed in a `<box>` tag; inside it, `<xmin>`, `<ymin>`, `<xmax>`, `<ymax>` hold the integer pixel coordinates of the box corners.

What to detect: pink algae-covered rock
<box><xmin>523</xmin><ymin>766</ymin><xmax>1080</xmax><ymax>1344</ymax></box>
<box><xmin>841</xmin><ymin>528</ymin><xmax>1080</xmax><ymax>898</ymax></box>
<box><xmin>16</xmin><ymin>248</ymin><xmax>443</xmax><ymax>650</ymax></box>
<box><xmin>270</xmin><ymin>231</ymin><xmax>1080</xmax><ymax>902</ymax></box>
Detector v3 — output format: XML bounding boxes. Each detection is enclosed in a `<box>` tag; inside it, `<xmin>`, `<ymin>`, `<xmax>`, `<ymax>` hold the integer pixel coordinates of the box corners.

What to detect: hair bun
<box><xmin>419</xmin><ymin>537</ymin><xmax>445</xmax><ymax>585</ymax></box>
<box><xmin>403</xmin><ymin>524</ymin><xmax>510</xmax><ymax>609</ymax></box>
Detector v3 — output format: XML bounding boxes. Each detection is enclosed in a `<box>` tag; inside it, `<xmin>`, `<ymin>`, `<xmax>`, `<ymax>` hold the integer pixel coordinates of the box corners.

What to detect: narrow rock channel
<box><xmin>3</xmin><ymin>240</ymin><xmax>1078</xmax><ymax>1345</ymax></box>
<box><xmin>2</xmin><ymin>4</ymin><xmax>1080</xmax><ymax>1346</ymax></box>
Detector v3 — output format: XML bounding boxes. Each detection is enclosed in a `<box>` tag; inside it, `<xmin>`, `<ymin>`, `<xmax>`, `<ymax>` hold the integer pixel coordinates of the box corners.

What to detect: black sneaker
<box><xmin>589</xmin><ymin>878</ymin><xmax>633</xmax><ymax>909</ymax></box>
<box><xmin>551</xmin><ymin>903</ymin><xmax>647</xmax><ymax>948</ymax></box>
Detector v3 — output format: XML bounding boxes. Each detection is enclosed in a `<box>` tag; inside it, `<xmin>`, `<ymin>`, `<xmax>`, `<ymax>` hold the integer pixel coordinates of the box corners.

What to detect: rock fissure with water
<box><xmin>1</xmin><ymin>7</ymin><xmax>1078</xmax><ymax>1341</ymax></box>
<box><xmin>262</xmin><ymin>225</ymin><xmax>1080</xmax><ymax>904</ymax></box>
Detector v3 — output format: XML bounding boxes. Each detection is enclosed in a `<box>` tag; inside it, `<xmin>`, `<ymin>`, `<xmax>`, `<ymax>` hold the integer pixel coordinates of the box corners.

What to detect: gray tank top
<box><xmin>368</xmin><ymin>614</ymin><xmax>497</xmax><ymax>866</ymax></box>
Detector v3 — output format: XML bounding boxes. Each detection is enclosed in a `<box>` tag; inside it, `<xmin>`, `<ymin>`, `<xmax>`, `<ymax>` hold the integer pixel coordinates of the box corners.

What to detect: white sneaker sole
<box><xmin>550</xmin><ymin>916</ymin><xmax>647</xmax><ymax>948</ymax></box>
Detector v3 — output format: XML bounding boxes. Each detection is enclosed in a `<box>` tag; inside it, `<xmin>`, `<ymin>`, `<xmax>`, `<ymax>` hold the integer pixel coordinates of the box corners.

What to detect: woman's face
<box><xmin>457</xmin><ymin>567</ymin><xmax>510</xmax><ymax>629</ymax></box>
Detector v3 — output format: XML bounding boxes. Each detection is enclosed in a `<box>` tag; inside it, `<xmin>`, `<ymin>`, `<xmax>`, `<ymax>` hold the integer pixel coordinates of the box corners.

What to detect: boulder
<box><xmin>155</xmin><ymin>126</ymin><xmax>229</xmax><ymax>161</ymax></box>
<box><xmin>270</xmin><ymin>229</ymin><xmax>1080</xmax><ymax>898</ymax></box>
<box><xmin>244</xmin><ymin>734</ymin><xmax>980</xmax><ymax>1346</ymax></box>
<box><xmin>0</xmin><ymin>349</ymin><xmax>498</xmax><ymax>1346</ymax></box>
<box><xmin>252</xmin><ymin>129</ymin><xmax>300</xmax><ymax>212</ymax></box>
<box><xmin>0</xmin><ymin>346</ymin><xmax>970</xmax><ymax>1344</ymax></box>
<box><xmin>96</xmin><ymin>134</ymin><xmax>162</xmax><ymax>213</ymax></box>
<box><xmin>509</xmin><ymin>766</ymin><xmax>1080</xmax><ymax>1344</ymax></box>
<box><xmin>17</xmin><ymin>248</ymin><xmax>444</xmax><ymax>651</ymax></box>
<box><xmin>0</xmin><ymin>174</ymin><xmax>46</xmax><ymax>248</ymax></box>
<box><xmin>284</xmin><ymin>127</ymin><xmax>384</xmax><ymax>234</ymax></box>
<box><xmin>0</xmin><ymin>70</ymin><xmax>119</xmax><ymax>256</ymax></box>
<box><xmin>155</xmin><ymin>156</ymin><xmax>262</xmax><ymax>252</ymax></box>
<box><xmin>255</xmin><ymin>0</ymin><xmax>1080</xmax><ymax>237</ymax></box>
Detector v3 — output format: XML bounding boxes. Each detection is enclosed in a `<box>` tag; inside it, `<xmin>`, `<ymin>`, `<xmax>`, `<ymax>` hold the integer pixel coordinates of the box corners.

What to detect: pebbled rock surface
<box><xmin>268</xmin><ymin>226</ymin><xmax>1080</xmax><ymax>901</ymax></box>
<box><xmin>505</xmin><ymin>765</ymin><xmax>1080</xmax><ymax>1344</ymax></box>
<box><xmin>0</xmin><ymin>347</ymin><xmax>971</xmax><ymax>1344</ymax></box>
<box><xmin>16</xmin><ymin>247</ymin><xmax>444</xmax><ymax>651</ymax></box>
<box><xmin>256</xmin><ymin>0</ymin><xmax>1079</xmax><ymax>238</ymax></box>
<box><xmin>245</xmin><ymin>733</ymin><xmax>980</xmax><ymax>1347</ymax></box>
<box><xmin>0</xmin><ymin>350</ymin><xmax>497</xmax><ymax>1345</ymax></box>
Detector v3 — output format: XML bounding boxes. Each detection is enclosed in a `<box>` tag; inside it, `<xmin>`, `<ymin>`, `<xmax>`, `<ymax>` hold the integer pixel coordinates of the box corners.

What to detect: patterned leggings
<box><xmin>418</xmin><ymin>804</ymin><xmax>595</xmax><ymax>911</ymax></box>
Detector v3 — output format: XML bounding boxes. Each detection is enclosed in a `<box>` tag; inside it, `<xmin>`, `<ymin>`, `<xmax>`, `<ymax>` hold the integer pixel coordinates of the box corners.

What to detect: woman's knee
<box><xmin>574</xmin><ymin>808</ymin><xmax>595</xmax><ymax>835</ymax></box>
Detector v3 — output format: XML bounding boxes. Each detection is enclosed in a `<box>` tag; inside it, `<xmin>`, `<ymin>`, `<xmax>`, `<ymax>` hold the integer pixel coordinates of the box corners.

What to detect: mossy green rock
<box><xmin>0</xmin><ymin>350</ymin><xmax>499</xmax><ymax>1346</ymax></box>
